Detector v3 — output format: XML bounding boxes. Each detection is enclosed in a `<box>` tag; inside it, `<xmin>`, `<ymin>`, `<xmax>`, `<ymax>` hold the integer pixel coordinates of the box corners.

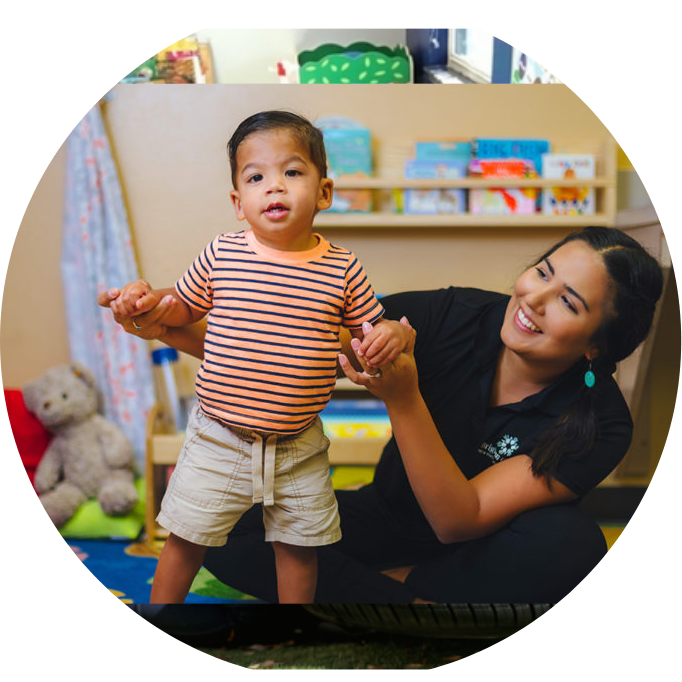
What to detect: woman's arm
<box><xmin>110</xmin><ymin>283</ymin><xmax>205</xmax><ymax>329</ymax></box>
<box><xmin>384</xmin><ymin>387</ymin><xmax>576</xmax><ymax>542</ymax></box>
<box><xmin>338</xmin><ymin>322</ymin><xmax>576</xmax><ymax>544</ymax></box>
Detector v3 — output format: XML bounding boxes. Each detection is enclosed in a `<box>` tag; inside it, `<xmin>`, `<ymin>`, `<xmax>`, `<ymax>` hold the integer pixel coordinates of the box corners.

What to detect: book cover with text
<box><xmin>541</xmin><ymin>153</ymin><xmax>595</xmax><ymax>215</ymax></box>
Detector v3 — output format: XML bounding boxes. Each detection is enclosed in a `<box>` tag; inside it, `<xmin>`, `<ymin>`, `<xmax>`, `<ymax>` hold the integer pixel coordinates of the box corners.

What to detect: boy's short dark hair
<box><xmin>227</xmin><ymin>110</ymin><xmax>328</xmax><ymax>186</ymax></box>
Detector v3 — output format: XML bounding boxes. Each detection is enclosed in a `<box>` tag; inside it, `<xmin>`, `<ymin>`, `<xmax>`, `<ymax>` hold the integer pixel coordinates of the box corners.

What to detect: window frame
<box><xmin>447</xmin><ymin>29</ymin><xmax>493</xmax><ymax>83</ymax></box>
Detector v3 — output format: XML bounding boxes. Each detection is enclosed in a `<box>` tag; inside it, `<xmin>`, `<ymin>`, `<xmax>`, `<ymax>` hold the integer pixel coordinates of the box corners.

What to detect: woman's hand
<box><xmin>97</xmin><ymin>287</ymin><xmax>177</xmax><ymax>341</ymax></box>
<box><xmin>338</xmin><ymin>317</ymin><xmax>419</xmax><ymax>405</ymax></box>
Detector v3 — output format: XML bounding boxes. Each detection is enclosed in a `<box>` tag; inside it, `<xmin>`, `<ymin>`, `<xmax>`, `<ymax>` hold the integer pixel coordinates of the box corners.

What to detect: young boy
<box><xmin>110</xmin><ymin>111</ymin><xmax>410</xmax><ymax>604</ymax></box>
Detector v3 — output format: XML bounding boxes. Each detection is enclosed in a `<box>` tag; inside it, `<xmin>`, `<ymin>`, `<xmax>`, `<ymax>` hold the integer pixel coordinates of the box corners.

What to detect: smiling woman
<box><xmin>512</xmin><ymin>227</ymin><xmax>664</xmax><ymax>483</ymax></box>
<box><xmin>496</xmin><ymin>240</ymin><xmax>610</xmax><ymax>406</ymax></box>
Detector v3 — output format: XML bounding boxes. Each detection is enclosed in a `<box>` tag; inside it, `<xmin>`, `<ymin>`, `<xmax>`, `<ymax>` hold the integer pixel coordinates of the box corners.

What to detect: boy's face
<box><xmin>230</xmin><ymin>129</ymin><xmax>333</xmax><ymax>251</ymax></box>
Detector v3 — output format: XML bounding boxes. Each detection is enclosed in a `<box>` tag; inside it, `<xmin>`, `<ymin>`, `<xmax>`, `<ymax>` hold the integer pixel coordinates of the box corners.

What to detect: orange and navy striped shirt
<box><xmin>175</xmin><ymin>229</ymin><xmax>385</xmax><ymax>435</ymax></box>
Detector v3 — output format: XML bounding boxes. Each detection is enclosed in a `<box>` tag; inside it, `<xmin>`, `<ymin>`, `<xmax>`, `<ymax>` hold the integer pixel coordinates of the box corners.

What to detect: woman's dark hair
<box><xmin>227</xmin><ymin>110</ymin><xmax>328</xmax><ymax>187</ymax></box>
<box><xmin>529</xmin><ymin>225</ymin><xmax>664</xmax><ymax>483</ymax></box>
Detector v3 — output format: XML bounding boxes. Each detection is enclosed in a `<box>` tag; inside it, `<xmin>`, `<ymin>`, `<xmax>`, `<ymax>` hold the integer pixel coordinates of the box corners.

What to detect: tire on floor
<box><xmin>303</xmin><ymin>603</ymin><xmax>553</xmax><ymax>639</ymax></box>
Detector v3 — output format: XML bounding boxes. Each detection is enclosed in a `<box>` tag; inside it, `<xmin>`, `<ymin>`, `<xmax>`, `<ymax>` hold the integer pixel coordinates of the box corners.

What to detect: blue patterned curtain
<box><xmin>61</xmin><ymin>101</ymin><xmax>155</xmax><ymax>468</ymax></box>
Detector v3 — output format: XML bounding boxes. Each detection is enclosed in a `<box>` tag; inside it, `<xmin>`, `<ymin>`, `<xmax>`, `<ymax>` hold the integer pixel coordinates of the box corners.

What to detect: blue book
<box><xmin>415</xmin><ymin>141</ymin><xmax>472</xmax><ymax>162</ymax></box>
<box><xmin>318</xmin><ymin>118</ymin><xmax>373</xmax><ymax>212</ymax></box>
<box><xmin>404</xmin><ymin>158</ymin><xmax>468</xmax><ymax>179</ymax></box>
<box><xmin>474</xmin><ymin>138</ymin><xmax>550</xmax><ymax>174</ymax></box>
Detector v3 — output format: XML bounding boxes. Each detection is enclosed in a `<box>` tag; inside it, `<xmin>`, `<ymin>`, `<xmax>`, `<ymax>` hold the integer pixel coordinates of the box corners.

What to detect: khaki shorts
<box><xmin>157</xmin><ymin>404</ymin><xmax>341</xmax><ymax>548</ymax></box>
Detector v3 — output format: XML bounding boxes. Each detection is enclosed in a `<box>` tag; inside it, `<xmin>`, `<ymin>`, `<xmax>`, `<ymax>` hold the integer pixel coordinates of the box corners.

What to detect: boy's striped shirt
<box><xmin>175</xmin><ymin>229</ymin><xmax>384</xmax><ymax>434</ymax></box>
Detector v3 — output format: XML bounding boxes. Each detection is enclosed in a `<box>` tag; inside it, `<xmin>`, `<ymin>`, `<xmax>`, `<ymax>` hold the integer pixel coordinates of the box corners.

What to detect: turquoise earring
<box><xmin>584</xmin><ymin>360</ymin><xmax>595</xmax><ymax>388</ymax></box>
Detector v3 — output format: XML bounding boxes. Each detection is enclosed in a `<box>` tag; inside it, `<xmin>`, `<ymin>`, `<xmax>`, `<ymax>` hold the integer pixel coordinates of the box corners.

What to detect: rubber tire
<box><xmin>302</xmin><ymin>603</ymin><xmax>553</xmax><ymax>639</ymax></box>
<box><xmin>128</xmin><ymin>604</ymin><xmax>315</xmax><ymax>645</ymax></box>
<box><xmin>128</xmin><ymin>604</ymin><xmax>238</xmax><ymax>645</ymax></box>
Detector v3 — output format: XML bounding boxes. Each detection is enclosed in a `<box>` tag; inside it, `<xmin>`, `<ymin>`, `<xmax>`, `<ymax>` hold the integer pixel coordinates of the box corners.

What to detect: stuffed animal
<box><xmin>23</xmin><ymin>362</ymin><xmax>139</xmax><ymax>528</ymax></box>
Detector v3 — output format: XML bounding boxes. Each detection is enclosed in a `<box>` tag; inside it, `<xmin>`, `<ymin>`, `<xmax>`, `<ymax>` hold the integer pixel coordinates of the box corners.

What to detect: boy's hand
<box><xmin>109</xmin><ymin>280</ymin><xmax>161</xmax><ymax>317</ymax></box>
<box><xmin>358</xmin><ymin>317</ymin><xmax>415</xmax><ymax>369</ymax></box>
<box><xmin>339</xmin><ymin>317</ymin><xmax>418</xmax><ymax>403</ymax></box>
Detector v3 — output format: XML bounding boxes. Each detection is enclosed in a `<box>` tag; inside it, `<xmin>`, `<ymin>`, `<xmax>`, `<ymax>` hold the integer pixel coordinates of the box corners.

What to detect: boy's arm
<box><xmin>140</xmin><ymin>287</ymin><xmax>206</xmax><ymax>327</ymax></box>
<box><xmin>158</xmin><ymin>321</ymin><xmax>207</xmax><ymax>359</ymax></box>
<box><xmin>337</xmin><ymin>325</ymin><xmax>376</xmax><ymax>379</ymax></box>
<box><xmin>338</xmin><ymin>327</ymin><xmax>365</xmax><ymax>376</ymax></box>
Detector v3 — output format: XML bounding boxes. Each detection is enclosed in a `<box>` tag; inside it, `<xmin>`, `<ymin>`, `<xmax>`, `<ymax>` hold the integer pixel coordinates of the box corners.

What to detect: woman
<box><xmin>101</xmin><ymin>226</ymin><xmax>663</xmax><ymax>603</ymax></box>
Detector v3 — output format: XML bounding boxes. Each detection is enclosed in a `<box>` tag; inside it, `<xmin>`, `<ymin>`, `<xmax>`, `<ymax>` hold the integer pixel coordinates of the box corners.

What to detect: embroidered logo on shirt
<box><xmin>478</xmin><ymin>434</ymin><xmax>519</xmax><ymax>462</ymax></box>
<box><xmin>497</xmin><ymin>434</ymin><xmax>519</xmax><ymax>456</ymax></box>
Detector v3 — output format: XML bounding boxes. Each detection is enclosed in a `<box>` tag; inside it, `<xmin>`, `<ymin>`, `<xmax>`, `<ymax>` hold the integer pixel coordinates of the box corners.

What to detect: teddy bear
<box><xmin>22</xmin><ymin>362</ymin><xmax>139</xmax><ymax>528</ymax></box>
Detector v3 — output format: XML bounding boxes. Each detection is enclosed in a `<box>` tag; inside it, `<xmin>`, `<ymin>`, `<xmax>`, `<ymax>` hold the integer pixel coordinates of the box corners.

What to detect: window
<box><xmin>448</xmin><ymin>29</ymin><xmax>494</xmax><ymax>83</ymax></box>
<box><xmin>509</xmin><ymin>47</ymin><xmax>561</xmax><ymax>84</ymax></box>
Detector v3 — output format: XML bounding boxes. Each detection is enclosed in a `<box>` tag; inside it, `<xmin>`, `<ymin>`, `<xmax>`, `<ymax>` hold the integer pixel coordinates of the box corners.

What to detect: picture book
<box><xmin>414</xmin><ymin>141</ymin><xmax>473</xmax><ymax>162</ymax></box>
<box><xmin>541</xmin><ymin>154</ymin><xmax>596</xmax><ymax>216</ymax></box>
<box><xmin>123</xmin><ymin>38</ymin><xmax>207</xmax><ymax>84</ymax></box>
<box><xmin>404</xmin><ymin>158</ymin><xmax>468</xmax><ymax>179</ymax></box>
<box><xmin>401</xmin><ymin>189</ymin><xmax>466</xmax><ymax>215</ymax></box>
<box><xmin>468</xmin><ymin>158</ymin><xmax>538</xmax><ymax>216</ymax></box>
<box><xmin>474</xmin><ymin>138</ymin><xmax>550</xmax><ymax>175</ymax></box>
<box><xmin>318</xmin><ymin>117</ymin><xmax>373</xmax><ymax>213</ymax></box>
<box><xmin>401</xmin><ymin>157</ymin><xmax>467</xmax><ymax>215</ymax></box>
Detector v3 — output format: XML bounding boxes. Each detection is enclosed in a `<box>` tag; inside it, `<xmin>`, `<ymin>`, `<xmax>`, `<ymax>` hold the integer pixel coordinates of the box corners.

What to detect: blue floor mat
<box><xmin>67</xmin><ymin>539</ymin><xmax>262</xmax><ymax>604</ymax></box>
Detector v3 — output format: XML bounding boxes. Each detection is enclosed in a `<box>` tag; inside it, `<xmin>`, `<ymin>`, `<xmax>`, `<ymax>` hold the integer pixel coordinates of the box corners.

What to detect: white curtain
<box><xmin>61</xmin><ymin>101</ymin><xmax>155</xmax><ymax>469</ymax></box>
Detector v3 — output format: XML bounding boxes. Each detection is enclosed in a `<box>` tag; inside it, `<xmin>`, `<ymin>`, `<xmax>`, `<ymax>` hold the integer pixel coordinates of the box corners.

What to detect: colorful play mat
<box><xmin>68</xmin><ymin>539</ymin><xmax>259</xmax><ymax>604</ymax></box>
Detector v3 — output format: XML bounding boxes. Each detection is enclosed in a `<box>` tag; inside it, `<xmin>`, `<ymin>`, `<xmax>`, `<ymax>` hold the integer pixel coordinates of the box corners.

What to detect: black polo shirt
<box><xmin>374</xmin><ymin>287</ymin><xmax>633</xmax><ymax>534</ymax></box>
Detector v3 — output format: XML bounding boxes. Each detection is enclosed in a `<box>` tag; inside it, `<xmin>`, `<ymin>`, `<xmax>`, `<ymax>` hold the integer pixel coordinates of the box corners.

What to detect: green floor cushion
<box><xmin>59</xmin><ymin>478</ymin><xmax>146</xmax><ymax>540</ymax></box>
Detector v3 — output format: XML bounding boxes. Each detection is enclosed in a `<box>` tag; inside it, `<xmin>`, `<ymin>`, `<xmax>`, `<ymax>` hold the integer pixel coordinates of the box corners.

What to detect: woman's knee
<box><xmin>405</xmin><ymin>503</ymin><xmax>607</xmax><ymax>603</ymax></box>
<box><xmin>511</xmin><ymin>503</ymin><xmax>607</xmax><ymax>563</ymax></box>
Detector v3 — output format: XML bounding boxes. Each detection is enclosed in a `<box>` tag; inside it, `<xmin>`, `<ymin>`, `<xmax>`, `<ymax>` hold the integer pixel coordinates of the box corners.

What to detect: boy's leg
<box><xmin>272</xmin><ymin>542</ymin><xmax>317</xmax><ymax>603</ymax></box>
<box><xmin>150</xmin><ymin>533</ymin><xmax>207</xmax><ymax>604</ymax></box>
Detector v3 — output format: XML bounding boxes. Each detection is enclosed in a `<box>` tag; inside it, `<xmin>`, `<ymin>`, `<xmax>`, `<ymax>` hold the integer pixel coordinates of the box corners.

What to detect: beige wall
<box><xmin>1</xmin><ymin>144</ymin><xmax>70</xmax><ymax>388</ymax></box>
<box><xmin>104</xmin><ymin>83</ymin><xmax>612</xmax><ymax>293</ymax></box>
<box><xmin>0</xmin><ymin>83</ymin><xmax>650</xmax><ymax>390</ymax></box>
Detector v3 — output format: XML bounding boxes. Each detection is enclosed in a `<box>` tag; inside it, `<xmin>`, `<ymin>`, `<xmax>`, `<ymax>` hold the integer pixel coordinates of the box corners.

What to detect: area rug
<box><xmin>67</xmin><ymin>538</ymin><xmax>262</xmax><ymax>604</ymax></box>
<box><xmin>66</xmin><ymin>465</ymin><xmax>377</xmax><ymax>604</ymax></box>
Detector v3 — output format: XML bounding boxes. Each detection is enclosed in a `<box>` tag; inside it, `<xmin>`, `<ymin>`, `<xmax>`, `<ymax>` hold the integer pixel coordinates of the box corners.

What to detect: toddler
<box><xmin>110</xmin><ymin>111</ymin><xmax>410</xmax><ymax>603</ymax></box>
